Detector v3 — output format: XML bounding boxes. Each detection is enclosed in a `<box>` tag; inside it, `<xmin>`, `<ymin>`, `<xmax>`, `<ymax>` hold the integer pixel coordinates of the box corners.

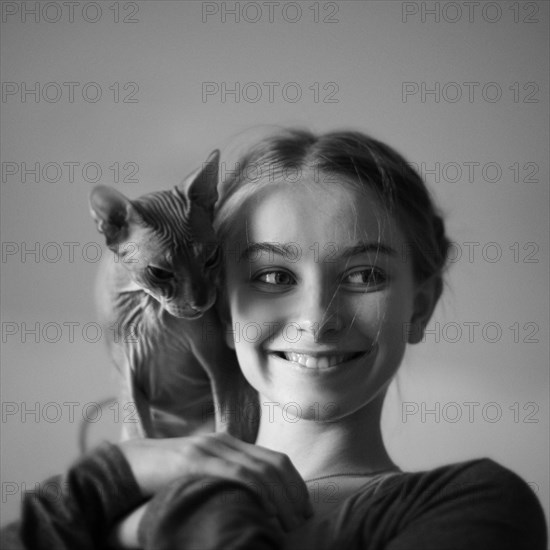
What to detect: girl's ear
<box><xmin>407</xmin><ymin>277</ymin><xmax>443</xmax><ymax>344</ymax></box>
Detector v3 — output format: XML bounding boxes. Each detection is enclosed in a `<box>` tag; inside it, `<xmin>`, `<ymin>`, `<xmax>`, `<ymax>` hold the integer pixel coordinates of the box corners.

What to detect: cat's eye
<box><xmin>205</xmin><ymin>247</ymin><xmax>221</xmax><ymax>269</ymax></box>
<box><xmin>147</xmin><ymin>266</ymin><xmax>173</xmax><ymax>281</ymax></box>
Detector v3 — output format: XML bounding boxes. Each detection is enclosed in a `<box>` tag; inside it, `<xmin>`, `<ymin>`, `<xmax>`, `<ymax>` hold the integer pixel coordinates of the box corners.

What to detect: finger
<box><xmin>163</xmin><ymin>434</ymin><xmax>311</xmax><ymax>530</ymax></box>
<box><xmin>210</xmin><ymin>433</ymin><xmax>312</xmax><ymax>513</ymax></box>
<box><xmin>197</xmin><ymin>435</ymin><xmax>311</xmax><ymax>530</ymax></box>
<box><xmin>109</xmin><ymin>501</ymin><xmax>149</xmax><ymax>549</ymax></box>
<box><xmin>185</xmin><ymin>454</ymin><xmax>277</xmax><ymax>515</ymax></box>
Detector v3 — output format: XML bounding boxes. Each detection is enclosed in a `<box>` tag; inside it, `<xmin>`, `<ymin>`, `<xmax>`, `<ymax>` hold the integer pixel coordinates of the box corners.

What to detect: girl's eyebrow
<box><xmin>339</xmin><ymin>242</ymin><xmax>397</xmax><ymax>258</ymax></box>
<box><xmin>240</xmin><ymin>241</ymin><xmax>397</xmax><ymax>260</ymax></box>
<box><xmin>240</xmin><ymin>242</ymin><xmax>292</xmax><ymax>260</ymax></box>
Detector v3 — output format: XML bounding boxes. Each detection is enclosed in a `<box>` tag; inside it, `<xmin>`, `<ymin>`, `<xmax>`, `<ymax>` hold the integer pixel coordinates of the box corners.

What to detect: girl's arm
<box><xmin>112</xmin><ymin>433</ymin><xmax>313</xmax><ymax>548</ymax></box>
<box><xmin>135</xmin><ymin>474</ymin><xmax>285</xmax><ymax>550</ymax></box>
<box><xmin>0</xmin><ymin>443</ymin><xmax>145</xmax><ymax>550</ymax></box>
<box><xmin>1</xmin><ymin>433</ymin><xmax>312</xmax><ymax>549</ymax></box>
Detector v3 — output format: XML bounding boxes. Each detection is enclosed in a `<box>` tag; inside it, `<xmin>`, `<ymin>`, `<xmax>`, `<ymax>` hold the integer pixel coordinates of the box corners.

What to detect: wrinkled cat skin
<box><xmin>89</xmin><ymin>151</ymin><xmax>258</xmax><ymax>442</ymax></box>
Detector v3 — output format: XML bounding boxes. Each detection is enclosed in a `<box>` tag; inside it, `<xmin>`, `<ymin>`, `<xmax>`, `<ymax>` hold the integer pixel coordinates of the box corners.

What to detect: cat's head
<box><xmin>89</xmin><ymin>151</ymin><xmax>222</xmax><ymax>319</ymax></box>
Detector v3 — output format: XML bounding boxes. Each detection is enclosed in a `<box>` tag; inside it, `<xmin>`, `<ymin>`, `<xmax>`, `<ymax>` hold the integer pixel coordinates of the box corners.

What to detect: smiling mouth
<box><xmin>271</xmin><ymin>351</ymin><xmax>367</xmax><ymax>369</ymax></box>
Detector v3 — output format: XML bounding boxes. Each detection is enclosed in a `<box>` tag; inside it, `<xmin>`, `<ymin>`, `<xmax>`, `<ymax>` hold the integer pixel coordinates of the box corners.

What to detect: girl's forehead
<box><xmin>234</xmin><ymin>182</ymin><xmax>401</xmax><ymax>246</ymax></box>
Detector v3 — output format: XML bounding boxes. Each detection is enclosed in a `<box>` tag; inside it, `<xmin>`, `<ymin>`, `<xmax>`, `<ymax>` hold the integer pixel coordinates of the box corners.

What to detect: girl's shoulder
<box><xmin>377</xmin><ymin>456</ymin><xmax>538</xmax><ymax>499</ymax></box>
<box><xmin>353</xmin><ymin>458</ymin><xmax>548</xmax><ymax>549</ymax></box>
<box><xmin>286</xmin><ymin>459</ymin><xmax>547</xmax><ymax>550</ymax></box>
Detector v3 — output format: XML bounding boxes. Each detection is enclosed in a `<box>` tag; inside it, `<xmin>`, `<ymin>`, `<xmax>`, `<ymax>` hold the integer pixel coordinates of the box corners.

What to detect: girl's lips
<box><xmin>269</xmin><ymin>349</ymin><xmax>373</xmax><ymax>370</ymax></box>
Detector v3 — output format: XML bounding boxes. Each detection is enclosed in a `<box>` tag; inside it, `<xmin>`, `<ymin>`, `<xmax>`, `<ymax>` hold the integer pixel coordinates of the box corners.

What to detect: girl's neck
<box><xmin>254</xmin><ymin>393</ymin><xmax>398</xmax><ymax>480</ymax></box>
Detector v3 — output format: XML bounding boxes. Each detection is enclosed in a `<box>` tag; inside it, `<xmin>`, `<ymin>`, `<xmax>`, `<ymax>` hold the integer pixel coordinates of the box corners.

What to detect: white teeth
<box><xmin>283</xmin><ymin>352</ymin><xmax>356</xmax><ymax>368</ymax></box>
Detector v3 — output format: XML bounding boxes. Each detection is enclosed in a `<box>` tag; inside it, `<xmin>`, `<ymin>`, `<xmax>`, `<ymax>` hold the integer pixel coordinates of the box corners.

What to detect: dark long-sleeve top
<box><xmin>1</xmin><ymin>442</ymin><xmax>547</xmax><ymax>549</ymax></box>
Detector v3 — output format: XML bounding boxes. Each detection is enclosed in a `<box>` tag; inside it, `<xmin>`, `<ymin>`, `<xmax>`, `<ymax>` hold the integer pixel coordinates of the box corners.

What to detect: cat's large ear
<box><xmin>89</xmin><ymin>186</ymin><xmax>140</xmax><ymax>246</ymax></box>
<box><xmin>177</xmin><ymin>150</ymin><xmax>220</xmax><ymax>215</ymax></box>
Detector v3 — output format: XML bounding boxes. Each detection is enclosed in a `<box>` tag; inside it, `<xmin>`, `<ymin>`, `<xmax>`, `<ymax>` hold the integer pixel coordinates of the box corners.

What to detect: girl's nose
<box><xmin>294</xmin><ymin>284</ymin><xmax>344</xmax><ymax>342</ymax></box>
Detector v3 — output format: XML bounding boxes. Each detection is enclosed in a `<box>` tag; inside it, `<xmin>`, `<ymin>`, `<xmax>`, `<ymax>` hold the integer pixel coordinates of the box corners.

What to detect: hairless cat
<box><xmin>89</xmin><ymin>151</ymin><xmax>257</xmax><ymax>442</ymax></box>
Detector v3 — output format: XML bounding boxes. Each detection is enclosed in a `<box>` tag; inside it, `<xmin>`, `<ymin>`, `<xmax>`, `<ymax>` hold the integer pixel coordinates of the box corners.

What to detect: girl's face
<box><xmin>223</xmin><ymin>178</ymin><xmax>427</xmax><ymax>422</ymax></box>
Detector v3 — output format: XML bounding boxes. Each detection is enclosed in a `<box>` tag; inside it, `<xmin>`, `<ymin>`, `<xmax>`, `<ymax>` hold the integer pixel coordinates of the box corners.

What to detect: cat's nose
<box><xmin>191</xmin><ymin>286</ymin><xmax>217</xmax><ymax>311</ymax></box>
<box><xmin>189</xmin><ymin>284</ymin><xmax>205</xmax><ymax>306</ymax></box>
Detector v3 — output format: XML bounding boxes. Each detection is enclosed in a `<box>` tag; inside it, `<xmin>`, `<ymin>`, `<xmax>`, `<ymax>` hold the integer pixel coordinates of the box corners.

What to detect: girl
<box><xmin>2</xmin><ymin>129</ymin><xmax>546</xmax><ymax>549</ymax></box>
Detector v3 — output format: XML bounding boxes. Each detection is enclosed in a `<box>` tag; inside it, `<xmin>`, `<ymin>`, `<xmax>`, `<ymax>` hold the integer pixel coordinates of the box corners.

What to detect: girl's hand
<box><xmin>118</xmin><ymin>432</ymin><xmax>313</xmax><ymax>531</ymax></box>
<box><xmin>109</xmin><ymin>501</ymin><xmax>148</xmax><ymax>549</ymax></box>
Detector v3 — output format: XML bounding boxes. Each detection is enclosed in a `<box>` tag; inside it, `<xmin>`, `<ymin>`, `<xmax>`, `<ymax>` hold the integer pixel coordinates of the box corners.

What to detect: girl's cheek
<box><xmin>232</xmin><ymin>283</ymin><xmax>284</xmax><ymax>315</ymax></box>
<box><xmin>343</xmin><ymin>294</ymin><xmax>386</xmax><ymax>324</ymax></box>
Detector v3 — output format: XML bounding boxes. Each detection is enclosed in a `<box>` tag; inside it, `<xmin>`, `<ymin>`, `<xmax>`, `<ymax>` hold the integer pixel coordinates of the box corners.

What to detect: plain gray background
<box><xmin>1</xmin><ymin>0</ymin><xmax>548</xmax><ymax>526</ymax></box>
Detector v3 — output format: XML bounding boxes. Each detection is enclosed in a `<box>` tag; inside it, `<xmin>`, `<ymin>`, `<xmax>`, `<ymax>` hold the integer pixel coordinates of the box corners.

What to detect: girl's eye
<box><xmin>343</xmin><ymin>268</ymin><xmax>386</xmax><ymax>287</ymax></box>
<box><xmin>147</xmin><ymin>266</ymin><xmax>173</xmax><ymax>281</ymax></box>
<box><xmin>255</xmin><ymin>271</ymin><xmax>296</xmax><ymax>286</ymax></box>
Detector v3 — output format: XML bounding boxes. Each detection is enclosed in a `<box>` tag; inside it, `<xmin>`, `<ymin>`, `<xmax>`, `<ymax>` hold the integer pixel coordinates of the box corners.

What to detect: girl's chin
<box><xmin>253</xmin><ymin>390</ymin><xmax>373</xmax><ymax>424</ymax></box>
